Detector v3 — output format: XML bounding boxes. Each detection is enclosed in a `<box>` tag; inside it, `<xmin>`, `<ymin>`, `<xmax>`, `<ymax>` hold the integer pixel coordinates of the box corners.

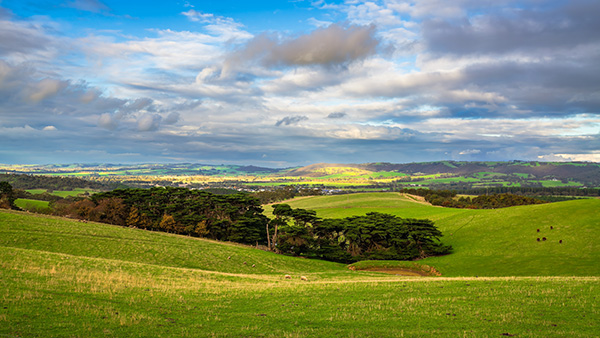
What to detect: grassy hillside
<box><xmin>14</xmin><ymin>199</ymin><xmax>51</xmax><ymax>213</ymax></box>
<box><xmin>0</xmin><ymin>211</ymin><xmax>345</xmax><ymax>276</ymax></box>
<box><xmin>270</xmin><ymin>193</ymin><xmax>600</xmax><ymax>277</ymax></box>
<box><xmin>1</xmin><ymin>209</ymin><xmax>599</xmax><ymax>337</ymax></box>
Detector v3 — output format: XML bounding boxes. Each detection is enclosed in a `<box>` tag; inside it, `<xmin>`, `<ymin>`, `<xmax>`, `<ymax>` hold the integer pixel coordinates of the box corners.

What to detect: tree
<box><xmin>270</xmin><ymin>204</ymin><xmax>293</xmax><ymax>251</ymax></box>
<box><xmin>159</xmin><ymin>214</ymin><xmax>177</xmax><ymax>233</ymax></box>
<box><xmin>94</xmin><ymin>197</ymin><xmax>127</xmax><ymax>225</ymax></box>
<box><xmin>0</xmin><ymin>181</ymin><xmax>16</xmax><ymax>209</ymax></box>
<box><xmin>126</xmin><ymin>206</ymin><xmax>141</xmax><ymax>227</ymax></box>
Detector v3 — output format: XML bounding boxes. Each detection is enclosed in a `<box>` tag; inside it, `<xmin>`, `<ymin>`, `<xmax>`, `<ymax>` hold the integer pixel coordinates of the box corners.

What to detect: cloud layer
<box><xmin>0</xmin><ymin>0</ymin><xmax>598</xmax><ymax>165</ymax></box>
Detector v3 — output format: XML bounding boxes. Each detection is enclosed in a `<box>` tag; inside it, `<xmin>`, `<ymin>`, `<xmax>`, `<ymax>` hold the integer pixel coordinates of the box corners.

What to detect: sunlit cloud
<box><xmin>0</xmin><ymin>0</ymin><xmax>598</xmax><ymax>165</ymax></box>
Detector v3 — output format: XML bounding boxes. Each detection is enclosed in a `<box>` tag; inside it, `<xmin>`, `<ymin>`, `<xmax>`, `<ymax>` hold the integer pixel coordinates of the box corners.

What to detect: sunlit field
<box><xmin>2</xmin><ymin>201</ymin><xmax>599</xmax><ymax>337</ymax></box>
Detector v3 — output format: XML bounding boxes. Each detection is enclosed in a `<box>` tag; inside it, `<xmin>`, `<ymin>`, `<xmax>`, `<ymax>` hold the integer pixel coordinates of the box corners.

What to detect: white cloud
<box><xmin>538</xmin><ymin>153</ymin><xmax>600</xmax><ymax>163</ymax></box>
<box><xmin>28</xmin><ymin>78</ymin><xmax>67</xmax><ymax>102</ymax></box>
<box><xmin>459</xmin><ymin>149</ymin><xmax>481</xmax><ymax>155</ymax></box>
<box><xmin>98</xmin><ymin>113</ymin><xmax>118</xmax><ymax>130</ymax></box>
<box><xmin>223</xmin><ymin>23</ymin><xmax>379</xmax><ymax>77</ymax></box>
<box><xmin>137</xmin><ymin>113</ymin><xmax>162</xmax><ymax>132</ymax></box>
<box><xmin>0</xmin><ymin>0</ymin><xmax>598</xmax><ymax>166</ymax></box>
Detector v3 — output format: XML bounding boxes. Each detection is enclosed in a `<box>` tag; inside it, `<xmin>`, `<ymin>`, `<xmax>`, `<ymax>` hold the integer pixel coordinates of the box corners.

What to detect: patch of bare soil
<box><xmin>361</xmin><ymin>268</ymin><xmax>431</xmax><ymax>276</ymax></box>
<box><xmin>401</xmin><ymin>194</ymin><xmax>431</xmax><ymax>205</ymax></box>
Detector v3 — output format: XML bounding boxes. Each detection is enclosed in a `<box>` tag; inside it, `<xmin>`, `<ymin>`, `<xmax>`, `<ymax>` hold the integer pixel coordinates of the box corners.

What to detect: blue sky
<box><xmin>0</xmin><ymin>0</ymin><xmax>599</xmax><ymax>166</ymax></box>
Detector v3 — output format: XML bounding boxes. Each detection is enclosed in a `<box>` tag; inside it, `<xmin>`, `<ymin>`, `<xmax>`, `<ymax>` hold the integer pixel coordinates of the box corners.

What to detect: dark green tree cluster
<box><xmin>52</xmin><ymin>187</ymin><xmax>268</xmax><ymax>245</ymax></box>
<box><xmin>0</xmin><ymin>173</ymin><xmax>122</xmax><ymax>191</ymax></box>
<box><xmin>269</xmin><ymin>204</ymin><xmax>452</xmax><ymax>263</ymax></box>
<box><xmin>459</xmin><ymin>186</ymin><xmax>600</xmax><ymax>197</ymax></box>
<box><xmin>0</xmin><ymin>182</ymin><xmax>16</xmax><ymax>209</ymax></box>
<box><xmin>399</xmin><ymin>188</ymin><xmax>546</xmax><ymax>209</ymax></box>
<box><xmin>457</xmin><ymin>193</ymin><xmax>546</xmax><ymax>209</ymax></box>
<box><xmin>252</xmin><ymin>185</ymin><xmax>323</xmax><ymax>204</ymax></box>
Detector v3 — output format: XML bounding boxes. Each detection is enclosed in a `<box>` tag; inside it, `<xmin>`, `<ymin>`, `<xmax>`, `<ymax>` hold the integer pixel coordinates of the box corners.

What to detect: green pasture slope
<box><xmin>25</xmin><ymin>188</ymin><xmax>93</xmax><ymax>197</ymax></box>
<box><xmin>1</xmin><ymin>206</ymin><xmax>599</xmax><ymax>337</ymax></box>
<box><xmin>14</xmin><ymin>199</ymin><xmax>51</xmax><ymax>213</ymax></box>
<box><xmin>273</xmin><ymin>193</ymin><xmax>600</xmax><ymax>277</ymax></box>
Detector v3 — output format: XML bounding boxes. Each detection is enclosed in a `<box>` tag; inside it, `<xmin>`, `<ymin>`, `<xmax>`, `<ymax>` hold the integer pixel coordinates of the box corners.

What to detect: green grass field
<box><xmin>25</xmin><ymin>188</ymin><xmax>94</xmax><ymax>197</ymax></box>
<box><xmin>1</xmin><ymin>194</ymin><xmax>599</xmax><ymax>337</ymax></box>
<box><xmin>273</xmin><ymin>193</ymin><xmax>600</xmax><ymax>277</ymax></box>
<box><xmin>14</xmin><ymin>199</ymin><xmax>51</xmax><ymax>213</ymax></box>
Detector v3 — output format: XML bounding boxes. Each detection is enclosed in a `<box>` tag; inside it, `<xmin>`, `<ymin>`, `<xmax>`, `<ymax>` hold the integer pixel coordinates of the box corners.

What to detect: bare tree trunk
<box><xmin>272</xmin><ymin>223</ymin><xmax>279</xmax><ymax>253</ymax></box>
<box><xmin>266</xmin><ymin>222</ymin><xmax>271</xmax><ymax>250</ymax></box>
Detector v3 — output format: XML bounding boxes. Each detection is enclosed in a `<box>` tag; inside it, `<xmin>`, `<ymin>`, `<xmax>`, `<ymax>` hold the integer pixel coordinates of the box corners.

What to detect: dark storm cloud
<box><xmin>458</xmin><ymin>59</ymin><xmax>600</xmax><ymax>116</ymax></box>
<box><xmin>423</xmin><ymin>0</ymin><xmax>600</xmax><ymax>55</ymax></box>
<box><xmin>411</xmin><ymin>0</ymin><xmax>600</xmax><ymax>119</ymax></box>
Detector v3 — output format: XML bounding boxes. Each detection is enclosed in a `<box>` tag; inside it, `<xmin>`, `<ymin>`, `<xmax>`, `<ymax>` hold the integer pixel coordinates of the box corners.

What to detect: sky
<box><xmin>0</xmin><ymin>0</ymin><xmax>599</xmax><ymax>167</ymax></box>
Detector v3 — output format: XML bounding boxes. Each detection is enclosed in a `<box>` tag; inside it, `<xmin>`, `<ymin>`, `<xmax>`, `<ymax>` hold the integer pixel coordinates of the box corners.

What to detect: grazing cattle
<box><xmin>243</xmin><ymin>261</ymin><xmax>247</xmax><ymax>265</ymax></box>
<box><xmin>300</xmin><ymin>276</ymin><xmax>308</xmax><ymax>281</ymax></box>
<box><xmin>542</xmin><ymin>237</ymin><xmax>547</xmax><ymax>241</ymax></box>
<box><xmin>284</xmin><ymin>275</ymin><xmax>291</xmax><ymax>279</ymax></box>
<box><xmin>227</xmin><ymin>256</ymin><xmax>231</xmax><ymax>260</ymax></box>
<box><xmin>559</xmin><ymin>240</ymin><xmax>563</xmax><ymax>244</ymax></box>
<box><xmin>550</xmin><ymin>226</ymin><xmax>554</xmax><ymax>230</ymax></box>
<box><xmin>537</xmin><ymin>238</ymin><xmax>540</xmax><ymax>242</ymax></box>
<box><xmin>537</xmin><ymin>229</ymin><xmax>540</xmax><ymax>232</ymax></box>
<box><xmin>252</xmin><ymin>264</ymin><xmax>256</xmax><ymax>268</ymax></box>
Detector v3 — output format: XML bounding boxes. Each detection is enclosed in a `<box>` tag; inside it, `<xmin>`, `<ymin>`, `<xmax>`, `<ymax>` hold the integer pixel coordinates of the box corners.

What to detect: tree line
<box><xmin>251</xmin><ymin>185</ymin><xmax>323</xmax><ymax>204</ymax></box>
<box><xmin>455</xmin><ymin>186</ymin><xmax>600</xmax><ymax>197</ymax></box>
<box><xmin>1</xmin><ymin>182</ymin><xmax>452</xmax><ymax>264</ymax></box>
<box><xmin>51</xmin><ymin>187</ymin><xmax>269</xmax><ymax>245</ymax></box>
<box><xmin>0</xmin><ymin>173</ymin><xmax>123</xmax><ymax>191</ymax></box>
<box><xmin>399</xmin><ymin>188</ymin><xmax>547</xmax><ymax>209</ymax></box>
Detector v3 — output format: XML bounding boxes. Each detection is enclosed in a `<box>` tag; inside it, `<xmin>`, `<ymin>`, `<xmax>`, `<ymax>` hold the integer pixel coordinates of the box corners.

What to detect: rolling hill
<box><xmin>3</xmin><ymin>161</ymin><xmax>600</xmax><ymax>189</ymax></box>
<box><xmin>267</xmin><ymin>193</ymin><xmax>600</xmax><ymax>276</ymax></box>
<box><xmin>1</xmin><ymin>202</ymin><xmax>599</xmax><ymax>337</ymax></box>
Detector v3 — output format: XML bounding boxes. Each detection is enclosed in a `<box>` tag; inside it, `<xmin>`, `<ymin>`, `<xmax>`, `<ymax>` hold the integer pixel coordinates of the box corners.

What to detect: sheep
<box><xmin>252</xmin><ymin>264</ymin><xmax>256</xmax><ymax>268</ymax></box>
<box><xmin>300</xmin><ymin>276</ymin><xmax>308</xmax><ymax>281</ymax></box>
<box><xmin>284</xmin><ymin>275</ymin><xmax>292</xmax><ymax>279</ymax></box>
<box><xmin>227</xmin><ymin>256</ymin><xmax>231</xmax><ymax>260</ymax></box>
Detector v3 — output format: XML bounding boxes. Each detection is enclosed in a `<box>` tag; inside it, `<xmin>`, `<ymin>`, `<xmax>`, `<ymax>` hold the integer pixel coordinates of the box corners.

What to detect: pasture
<box><xmin>1</xmin><ymin>193</ymin><xmax>599</xmax><ymax>337</ymax></box>
<box><xmin>13</xmin><ymin>199</ymin><xmax>51</xmax><ymax>213</ymax></box>
<box><xmin>269</xmin><ymin>193</ymin><xmax>600</xmax><ymax>277</ymax></box>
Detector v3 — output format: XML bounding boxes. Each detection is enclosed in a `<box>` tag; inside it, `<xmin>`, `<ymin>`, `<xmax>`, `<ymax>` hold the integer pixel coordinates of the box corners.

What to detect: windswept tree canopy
<box><xmin>270</xmin><ymin>205</ymin><xmax>452</xmax><ymax>263</ymax></box>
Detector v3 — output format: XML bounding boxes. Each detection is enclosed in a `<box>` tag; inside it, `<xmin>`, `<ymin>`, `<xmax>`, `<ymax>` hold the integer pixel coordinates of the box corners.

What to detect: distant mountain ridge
<box><xmin>2</xmin><ymin>161</ymin><xmax>599</xmax><ymax>188</ymax></box>
<box><xmin>288</xmin><ymin>160</ymin><xmax>597</xmax><ymax>175</ymax></box>
<box><xmin>285</xmin><ymin>161</ymin><xmax>600</xmax><ymax>187</ymax></box>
